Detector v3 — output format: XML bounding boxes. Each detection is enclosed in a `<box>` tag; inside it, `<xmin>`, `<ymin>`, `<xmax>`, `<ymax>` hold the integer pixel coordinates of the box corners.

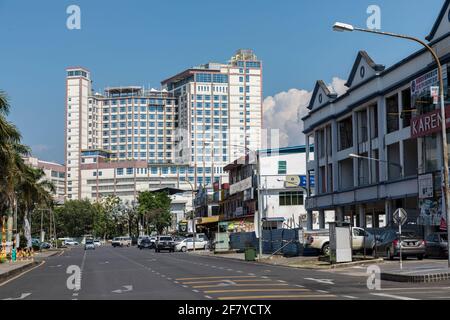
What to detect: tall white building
<box><xmin>162</xmin><ymin>49</ymin><xmax>263</xmax><ymax>188</ymax></box>
<box><xmin>65</xmin><ymin>49</ymin><xmax>263</xmax><ymax>204</ymax></box>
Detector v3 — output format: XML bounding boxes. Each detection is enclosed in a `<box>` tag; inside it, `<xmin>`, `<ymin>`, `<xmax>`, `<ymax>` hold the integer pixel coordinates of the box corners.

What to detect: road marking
<box><xmin>237</xmin><ymin>270</ymin><xmax>243</xmax><ymax>273</ymax></box>
<box><xmin>277</xmin><ymin>280</ymin><xmax>287</xmax><ymax>283</ymax></box>
<box><xmin>49</xmin><ymin>264</ymin><xmax>63</xmax><ymax>268</ymax></box>
<box><xmin>182</xmin><ymin>285</ymin><xmax>188</xmax><ymax>288</ymax></box>
<box><xmin>174</xmin><ymin>281</ymin><xmax>179</xmax><ymax>284</ymax></box>
<box><xmin>227</xmin><ymin>269</ymin><xmax>233</xmax><ymax>271</ymax></box>
<box><xmin>218</xmin><ymin>294</ymin><xmax>336</xmax><ymax>300</ymax></box>
<box><xmin>205</xmin><ymin>295</ymin><xmax>213</xmax><ymax>299</ymax></box>
<box><xmin>304</xmin><ymin>278</ymin><xmax>335</xmax><ymax>285</ymax></box>
<box><xmin>380</xmin><ymin>287</ymin><xmax>450</xmax><ymax>291</ymax></box>
<box><xmin>112</xmin><ymin>285</ymin><xmax>133</xmax><ymax>294</ymax></box>
<box><xmin>167</xmin><ymin>278</ymin><xmax>172</xmax><ymax>280</ymax></box>
<box><xmin>204</xmin><ymin>288</ymin><xmax>310</xmax><ymax>294</ymax></box>
<box><xmin>182</xmin><ymin>279</ymin><xmax>271</xmax><ymax>285</ymax></box>
<box><xmin>0</xmin><ymin>261</ymin><xmax>45</xmax><ymax>287</ymax></box>
<box><xmin>248</xmin><ymin>273</ymin><xmax>256</xmax><ymax>276</ymax></box>
<box><xmin>193</xmin><ymin>283</ymin><xmax>289</xmax><ymax>289</ymax></box>
<box><xmin>192</xmin><ymin>290</ymin><xmax>199</xmax><ymax>293</ymax></box>
<box><xmin>176</xmin><ymin>276</ymin><xmax>257</xmax><ymax>281</ymax></box>
<box><xmin>58</xmin><ymin>251</ymin><xmax>65</xmax><ymax>256</ymax></box>
<box><xmin>371</xmin><ymin>293</ymin><xmax>419</xmax><ymax>300</ymax></box>
<box><xmin>316</xmin><ymin>290</ymin><xmax>329</xmax><ymax>294</ymax></box>
<box><xmin>295</xmin><ymin>285</ymin><xmax>305</xmax><ymax>288</ymax></box>
<box><xmin>3</xmin><ymin>293</ymin><xmax>32</xmax><ymax>300</ymax></box>
<box><xmin>342</xmin><ymin>295</ymin><xmax>358</xmax><ymax>299</ymax></box>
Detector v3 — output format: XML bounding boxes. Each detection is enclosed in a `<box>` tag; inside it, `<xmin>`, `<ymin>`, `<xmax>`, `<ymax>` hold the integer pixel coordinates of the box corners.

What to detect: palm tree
<box><xmin>0</xmin><ymin>90</ymin><xmax>55</xmax><ymax>248</ymax></box>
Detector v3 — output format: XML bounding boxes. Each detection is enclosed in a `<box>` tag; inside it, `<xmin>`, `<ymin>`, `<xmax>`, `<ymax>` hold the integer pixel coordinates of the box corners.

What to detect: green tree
<box><xmin>137</xmin><ymin>192</ymin><xmax>172</xmax><ymax>234</ymax></box>
<box><xmin>94</xmin><ymin>195</ymin><xmax>122</xmax><ymax>240</ymax></box>
<box><xmin>54</xmin><ymin>200</ymin><xmax>96</xmax><ymax>238</ymax></box>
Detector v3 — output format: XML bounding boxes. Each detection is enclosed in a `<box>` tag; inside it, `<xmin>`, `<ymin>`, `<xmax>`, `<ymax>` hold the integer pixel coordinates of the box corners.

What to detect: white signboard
<box><xmin>418</xmin><ymin>173</ymin><xmax>434</xmax><ymax>199</ymax></box>
<box><xmin>393</xmin><ymin>208</ymin><xmax>408</xmax><ymax>226</ymax></box>
<box><xmin>229</xmin><ymin>176</ymin><xmax>253</xmax><ymax>195</ymax></box>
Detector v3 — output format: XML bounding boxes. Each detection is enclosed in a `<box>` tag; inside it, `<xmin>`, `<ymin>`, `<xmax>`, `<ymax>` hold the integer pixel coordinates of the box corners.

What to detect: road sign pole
<box><xmin>399</xmin><ymin>222</ymin><xmax>402</xmax><ymax>270</ymax></box>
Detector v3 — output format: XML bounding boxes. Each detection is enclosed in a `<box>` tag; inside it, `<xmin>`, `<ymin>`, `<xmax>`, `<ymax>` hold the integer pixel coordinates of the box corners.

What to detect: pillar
<box><xmin>335</xmin><ymin>207</ymin><xmax>344</xmax><ymax>223</ymax></box>
<box><xmin>306</xmin><ymin>210</ymin><xmax>313</xmax><ymax>230</ymax></box>
<box><xmin>373</xmin><ymin>211</ymin><xmax>380</xmax><ymax>228</ymax></box>
<box><xmin>319</xmin><ymin>210</ymin><xmax>325</xmax><ymax>229</ymax></box>
<box><xmin>358</xmin><ymin>205</ymin><xmax>367</xmax><ymax>228</ymax></box>
<box><xmin>385</xmin><ymin>200</ymin><xmax>392</xmax><ymax>227</ymax></box>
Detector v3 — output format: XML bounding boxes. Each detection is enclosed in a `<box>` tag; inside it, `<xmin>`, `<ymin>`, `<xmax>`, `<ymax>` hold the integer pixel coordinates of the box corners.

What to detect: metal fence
<box><xmin>229</xmin><ymin>228</ymin><xmax>315</xmax><ymax>256</ymax></box>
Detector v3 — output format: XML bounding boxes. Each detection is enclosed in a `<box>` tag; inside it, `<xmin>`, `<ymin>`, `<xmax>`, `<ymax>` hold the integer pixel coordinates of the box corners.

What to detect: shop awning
<box><xmin>197</xmin><ymin>216</ymin><xmax>220</xmax><ymax>225</ymax></box>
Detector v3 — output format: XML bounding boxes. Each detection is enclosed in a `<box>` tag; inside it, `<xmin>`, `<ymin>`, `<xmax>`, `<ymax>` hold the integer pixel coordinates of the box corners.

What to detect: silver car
<box><xmin>84</xmin><ymin>239</ymin><xmax>95</xmax><ymax>250</ymax></box>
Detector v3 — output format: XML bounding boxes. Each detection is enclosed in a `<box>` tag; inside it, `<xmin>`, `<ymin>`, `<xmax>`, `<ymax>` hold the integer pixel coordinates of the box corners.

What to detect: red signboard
<box><xmin>410</xmin><ymin>105</ymin><xmax>450</xmax><ymax>138</ymax></box>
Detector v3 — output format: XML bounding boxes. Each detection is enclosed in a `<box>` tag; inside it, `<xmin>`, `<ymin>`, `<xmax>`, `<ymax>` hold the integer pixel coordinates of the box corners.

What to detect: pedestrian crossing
<box><xmin>175</xmin><ymin>275</ymin><xmax>337</xmax><ymax>300</ymax></box>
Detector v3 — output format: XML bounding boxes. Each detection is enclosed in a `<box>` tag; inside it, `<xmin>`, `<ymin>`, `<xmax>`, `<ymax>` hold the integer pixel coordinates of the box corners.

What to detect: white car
<box><xmin>65</xmin><ymin>239</ymin><xmax>79</xmax><ymax>246</ymax></box>
<box><xmin>175</xmin><ymin>238</ymin><xmax>209</xmax><ymax>252</ymax></box>
<box><xmin>94</xmin><ymin>239</ymin><xmax>101</xmax><ymax>247</ymax></box>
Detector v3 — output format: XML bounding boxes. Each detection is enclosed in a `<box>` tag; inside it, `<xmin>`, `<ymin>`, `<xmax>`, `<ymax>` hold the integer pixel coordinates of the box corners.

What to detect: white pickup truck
<box><xmin>304</xmin><ymin>227</ymin><xmax>375</xmax><ymax>256</ymax></box>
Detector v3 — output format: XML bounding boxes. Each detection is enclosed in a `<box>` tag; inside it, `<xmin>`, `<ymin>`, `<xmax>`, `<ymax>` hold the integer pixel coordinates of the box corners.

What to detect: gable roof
<box><xmin>307</xmin><ymin>80</ymin><xmax>337</xmax><ymax>110</ymax></box>
<box><xmin>345</xmin><ymin>51</ymin><xmax>385</xmax><ymax>87</ymax></box>
<box><xmin>426</xmin><ymin>0</ymin><xmax>450</xmax><ymax>41</ymax></box>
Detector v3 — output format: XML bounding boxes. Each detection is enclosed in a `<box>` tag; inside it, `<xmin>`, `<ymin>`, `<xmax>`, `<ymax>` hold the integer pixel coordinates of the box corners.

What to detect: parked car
<box><xmin>138</xmin><ymin>237</ymin><xmax>153</xmax><ymax>250</ymax></box>
<box><xmin>112</xmin><ymin>237</ymin><xmax>132</xmax><ymax>247</ymax></box>
<box><xmin>84</xmin><ymin>239</ymin><xmax>95</xmax><ymax>250</ymax></box>
<box><xmin>40</xmin><ymin>242</ymin><xmax>52</xmax><ymax>249</ymax></box>
<box><xmin>305</xmin><ymin>227</ymin><xmax>375</xmax><ymax>255</ymax></box>
<box><xmin>175</xmin><ymin>238</ymin><xmax>209</xmax><ymax>252</ymax></box>
<box><xmin>374</xmin><ymin>229</ymin><xmax>425</xmax><ymax>260</ymax></box>
<box><xmin>149</xmin><ymin>236</ymin><xmax>157</xmax><ymax>248</ymax></box>
<box><xmin>137</xmin><ymin>235</ymin><xmax>150</xmax><ymax>248</ymax></box>
<box><xmin>65</xmin><ymin>239</ymin><xmax>79</xmax><ymax>246</ymax></box>
<box><xmin>94</xmin><ymin>239</ymin><xmax>102</xmax><ymax>247</ymax></box>
<box><xmin>155</xmin><ymin>236</ymin><xmax>175</xmax><ymax>252</ymax></box>
<box><xmin>425</xmin><ymin>232</ymin><xmax>448</xmax><ymax>258</ymax></box>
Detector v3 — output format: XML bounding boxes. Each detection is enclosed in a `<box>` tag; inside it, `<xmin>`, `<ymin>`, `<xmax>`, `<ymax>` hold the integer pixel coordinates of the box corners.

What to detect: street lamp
<box><xmin>335</xmin><ymin>22</ymin><xmax>450</xmax><ymax>267</ymax></box>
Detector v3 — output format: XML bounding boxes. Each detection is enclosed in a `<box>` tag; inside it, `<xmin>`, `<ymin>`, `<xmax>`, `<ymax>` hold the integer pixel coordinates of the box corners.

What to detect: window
<box><xmin>126</xmin><ymin>168</ymin><xmax>133</xmax><ymax>175</ymax></box>
<box><xmin>386</xmin><ymin>94</ymin><xmax>399</xmax><ymax>133</ymax></box>
<box><xmin>117</xmin><ymin>168</ymin><xmax>124</xmax><ymax>175</ymax></box>
<box><xmin>279</xmin><ymin>192</ymin><xmax>304</xmax><ymax>206</ymax></box>
<box><xmin>278</xmin><ymin>161</ymin><xmax>287</xmax><ymax>174</ymax></box>
<box><xmin>338</xmin><ymin>116</ymin><xmax>353</xmax><ymax>150</ymax></box>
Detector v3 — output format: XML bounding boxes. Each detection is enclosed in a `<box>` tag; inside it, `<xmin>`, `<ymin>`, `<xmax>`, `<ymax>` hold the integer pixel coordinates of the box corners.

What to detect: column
<box><xmin>385</xmin><ymin>200</ymin><xmax>392</xmax><ymax>227</ymax></box>
<box><xmin>319</xmin><ymin>210</ymin><xmax>325</xmax><ymax>229</ymax></box>
<box><xmin>335</xmin><ymin>206</ymin><xmax>344</xmax><ymax>223</ymax></box>
<box><xmin>373</xmin><ymin>212</ymin><xmax>380</xmax><ymax>228</ymax></box>
<box><xmin>307</xmin><ymin>210</ymin><xmax>313</xmax><ymax>230</ymax></box>
<box><xmin>358</xmin><ymin>205</ymin><xmax>367</xmax><ymax>228</ymax></box>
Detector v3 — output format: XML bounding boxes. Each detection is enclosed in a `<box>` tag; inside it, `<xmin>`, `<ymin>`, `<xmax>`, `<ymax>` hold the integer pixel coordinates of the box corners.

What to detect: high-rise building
<box><xmin>162</xmin><ymin>49</ymin><xmax>263</xmax><ymax>188</ymax></box>
<box><xmin>65</xmin><ymin>49</ymin><xmax>263</xmax><ymax>207</ymax></box>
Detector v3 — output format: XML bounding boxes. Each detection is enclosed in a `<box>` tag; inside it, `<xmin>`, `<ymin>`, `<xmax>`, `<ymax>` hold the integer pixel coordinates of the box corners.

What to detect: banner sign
<box><xmin>410</xmin><ymin>105</ymin><xmax>450</xmax><ymax>138</ymax></box>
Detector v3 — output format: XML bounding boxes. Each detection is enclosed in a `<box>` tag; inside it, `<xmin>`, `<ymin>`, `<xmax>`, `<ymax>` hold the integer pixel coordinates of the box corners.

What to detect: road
<box><xmin>1</xmin><ymin>246</ymin><xmax>450</xmax><ymax>300</ymax></box>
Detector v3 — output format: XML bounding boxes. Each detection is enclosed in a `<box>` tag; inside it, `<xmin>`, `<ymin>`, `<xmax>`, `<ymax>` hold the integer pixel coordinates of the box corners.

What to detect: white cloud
<box><xmin>263</xmin><ymin>78</ymin><xmax>348</xmax><ymax>147</ymax></box>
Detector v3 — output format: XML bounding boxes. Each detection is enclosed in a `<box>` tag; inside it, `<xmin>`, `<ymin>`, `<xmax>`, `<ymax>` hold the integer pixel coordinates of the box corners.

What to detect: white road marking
<box><xmin>205</xmin><ymin>295</ymin><xmax>213</xmax><ymax>299</ymax></box>
<box><xmin>342</xmin><ymin>295</ymin><xmax>358</xmax><ymax>299</ymax></box>
<box><xmin>316</xmin><ymin>290</ymin><xmax>329</xmax><ymax>294</ymax></box>
<box><xmin>277</xmin><ymin>280</ymin><xmax>287</xmax><ymax>283</ymax></box>
<box><xmin>192</xmin><ymin>290</ymin><xmax>199</xmax><ymax>293</ymax></box>
<box><xmin>3</xmin><ymin>293</ymin><xmax>32</xmax><ymax>300</ymax></box>
<box><xmin>371</xmin><ymin>293</ymin><xmax>419</xmax><ymax>300</ymax></box>
<box><xmin>304</xmin><ymin>278</ymin><xmax>335</xmax><ymax>285</ymax></box>
<box><xmin>295</xmin><ymin>285</ymin><xmax>305</xmax><ymax>288</ymax></box>
<box><xmin>0</xmin><ymin>261</ymin><xmax>46</xmax><ymax>287</ymax></box>
<box><xmin>248</xmin><ymin>273</ymin><xmax>256</xmax><ymax>276</ymax></box>
<box><xmin>112</xmin><ymin>285</ymin><xmax>133</xmax><ymax>294</ymax></box>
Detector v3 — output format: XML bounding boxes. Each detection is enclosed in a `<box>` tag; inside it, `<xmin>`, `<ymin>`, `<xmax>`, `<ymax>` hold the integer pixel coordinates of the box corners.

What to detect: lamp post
<box><xmin>349</xmin><ymin>153</ymin><xmax>403</xmax><ymax>173</ymax></box>
<box><xmin>335</xmin><ymin>22</ymin><xmax>450</xmax><ymax>267</ymax></box>
<box><xmin>185</xmin><ymin>180</ymin><xmax>196</xmax><ymax>252</ymax></box>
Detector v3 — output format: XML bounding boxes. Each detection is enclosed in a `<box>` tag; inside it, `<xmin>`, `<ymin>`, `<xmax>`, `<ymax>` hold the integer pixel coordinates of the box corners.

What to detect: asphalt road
<box><xmin>1</xmin><ymin>246</ymin><xmax>450</xmax><ymax>300</ymax></box>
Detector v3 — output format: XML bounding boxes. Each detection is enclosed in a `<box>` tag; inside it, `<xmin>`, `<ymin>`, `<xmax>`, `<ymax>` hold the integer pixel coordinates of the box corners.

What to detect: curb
<box><xmin>0</xmin><ymin>261</ymin><xmax>40</xmax><ymax>284</ymax></box>
<box><xmin>381</xmin><ymin>271</ymin><xmax>450</xmax><ymax>283</ymax></box>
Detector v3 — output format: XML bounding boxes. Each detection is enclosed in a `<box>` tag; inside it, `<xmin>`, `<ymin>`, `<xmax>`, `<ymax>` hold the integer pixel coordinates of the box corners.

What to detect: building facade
<box><xmin>303</xmin><ymin>0</ymin><xmax>450</xmax><ymax>235</ymax></box>
<box><xmin>219</xmin><ymin>146</ymin><xmax>309</xmax><ymax>232</ymax></box>
<box><xmin>24</xmin><ymin>156</ymin><xmax>66</xmax><ymax>204</ymax></box>
<box><xmin>161</xmin><ymin>49</ymin><xmax>263</xmax><ymax>188</ymax></box>
<box><xmin>65</xmin><ymin>50</ymin><xmax>263</xmax><ymax>231</ymax></box>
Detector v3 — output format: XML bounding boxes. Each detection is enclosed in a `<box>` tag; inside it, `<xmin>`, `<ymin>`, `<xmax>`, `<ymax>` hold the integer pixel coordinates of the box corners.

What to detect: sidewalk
<box><xmin>380</xmin><ymin>260</ymin><xmax>450</xmax><ymax>283</ymax></box>
<box><xmin>190</xmin><ymin>250</ymin><xmax>382</xmax><ymax>269</ymax></box>
<box><xmin>0</xmin><ymin>249</ymin><xmax>64</xmax><ymax>284</ymax></box>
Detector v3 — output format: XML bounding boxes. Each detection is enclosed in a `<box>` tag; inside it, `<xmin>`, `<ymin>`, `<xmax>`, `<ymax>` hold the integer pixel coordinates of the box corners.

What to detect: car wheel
<box><xmin>322</xmin><ymin>243</ymin><xmax>330</xmax><ymax>256</ymax></box>
<box><xmin>181</xmin><ymin>246</ymin><xmax>187</xmax><ymax>252</ymax></box>
<box><xmin>387</xmin><ymin>248</ymin><xmax>394</xmax><ymax>260</ymax></box>
<box><xmin>417</xmin><ymin>254</ymin><xmax>424</xmax><ymax>260</ymax></box>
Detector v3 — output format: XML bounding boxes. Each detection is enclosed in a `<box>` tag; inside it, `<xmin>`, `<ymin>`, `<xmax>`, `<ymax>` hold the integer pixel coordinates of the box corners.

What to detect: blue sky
<box><xmin>0</xmin><ymin>0</ymin><xmax>444</xmax><ymax>163</ymax></box>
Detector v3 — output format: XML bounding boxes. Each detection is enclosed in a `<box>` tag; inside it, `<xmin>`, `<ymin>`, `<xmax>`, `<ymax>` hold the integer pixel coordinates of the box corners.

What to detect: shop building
<box><xmin>303</xmin><ymin>0</ymin><xmax>450</xmax><ymax>234</ymax></box>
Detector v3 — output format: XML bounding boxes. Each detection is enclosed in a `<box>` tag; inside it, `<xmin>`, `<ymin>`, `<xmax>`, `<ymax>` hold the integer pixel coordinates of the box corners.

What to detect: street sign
<box><xmin>393</xmin><ymin>208</ymin><xmax>407</xmax><ymax>226</ymax></box>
